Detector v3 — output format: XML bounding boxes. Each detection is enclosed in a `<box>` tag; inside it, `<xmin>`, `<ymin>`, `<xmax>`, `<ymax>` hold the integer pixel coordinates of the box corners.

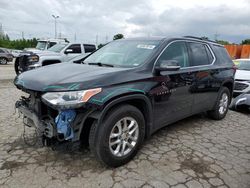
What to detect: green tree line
<box><xmin>0</xmin><ymin>38</ymin><xmax>38</xmax><ymax>50</ymax></box>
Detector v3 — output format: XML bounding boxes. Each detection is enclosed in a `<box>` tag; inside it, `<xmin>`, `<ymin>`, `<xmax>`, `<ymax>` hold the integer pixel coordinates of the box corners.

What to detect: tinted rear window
<box><xmin>211</xmin><ymin>45</ymin><xmax>232</xmax><ymax>64</ymax></box>
<box><xmin>188</xmin><ymin>42</ymin><xmax>210</xmax><ymax>66</ymax></box>
<box><xmin>84</xmin><ymin>44</ymin><xmax>96</xmax><ymax>53</ymax></box>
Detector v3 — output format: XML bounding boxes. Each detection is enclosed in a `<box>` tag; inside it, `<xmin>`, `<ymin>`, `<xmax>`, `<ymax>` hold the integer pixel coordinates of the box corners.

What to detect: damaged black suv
<box><xmin>15</xmin><ymin>37</ymin><xmax>235</xmax><ymax>167</ymax></box>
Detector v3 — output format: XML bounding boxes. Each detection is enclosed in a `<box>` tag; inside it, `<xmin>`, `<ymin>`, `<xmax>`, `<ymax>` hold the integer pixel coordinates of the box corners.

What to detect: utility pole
<box><xmin>96</xmin><ymin>34</ymin><xmax>98</xmax><ymax>46</ymax></box>
<box><xmin>52</xmin><ymin>15</ymin><xmax>59</xmax><ymax>38</ymax></box>
<box><xmin>21</xmin><ymin>31</ymin><xmax>24</xmax><ymax>39</ymax></box>
<box><xmin>0</xmin><ymin>23</ymin><xmax>2</xmax><ymax>33</ymax></box>
<box><xmin>105</xmin><ymin>35</ymin><xmax>108</xmax><ymax>43</ymax></box>
<box><xmin>74</xmin><ymin>32</ymin><xmax>77</xmax><ymax>42</ymax></box>
<box><xmin>214</xmin><ymin>31</ymin><xmax>220</xmax><ymax>41</ymax></box>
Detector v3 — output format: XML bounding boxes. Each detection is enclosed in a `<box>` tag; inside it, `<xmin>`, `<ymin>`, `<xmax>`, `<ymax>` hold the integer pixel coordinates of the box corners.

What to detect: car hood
<box><xmin>21</xmin><ymin>49</ymin><xmax>60</xmax><ymax>57</ymax></box>
<box><xmin>35</xmin><ymin>50</ymin><xmax>61</xmax><ymax>57</ymax></box>
<box><xmin>235</xmin><ymin>70</ymin><xmax>250</xmax><ymax>81</ymax></box>
<box><xmin>14</xmin><ymin>63</ymin><xmax>135</xmax><ymax>92</ymax></box>
<box><xmin>24</xmin><ymin>48</ymin><xmax>42</xmax><ymax>53</ymax></box>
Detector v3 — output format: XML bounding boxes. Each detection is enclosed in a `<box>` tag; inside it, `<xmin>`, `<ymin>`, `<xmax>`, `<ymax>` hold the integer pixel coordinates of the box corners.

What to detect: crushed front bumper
<box><xmin>15</xmin><ymin>96</ymin><xmax>96</xmax><ymax>145</ymax></box>
<box><xmin>15</xmin><ymin>99</ymin><xmax>55</xmax><ymax>138</ymax></box>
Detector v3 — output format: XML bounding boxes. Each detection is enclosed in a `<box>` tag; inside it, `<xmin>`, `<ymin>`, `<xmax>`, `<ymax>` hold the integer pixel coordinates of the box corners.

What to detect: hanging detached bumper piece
<box><xmin>230</xmin><ymin>92</ymin><xmax>250</xmax><ymax>112</ymax></box>
<box><xmin>55</xmin><ymin>110</ymin><xmax>76</xmax><ymax>140</ymax></box>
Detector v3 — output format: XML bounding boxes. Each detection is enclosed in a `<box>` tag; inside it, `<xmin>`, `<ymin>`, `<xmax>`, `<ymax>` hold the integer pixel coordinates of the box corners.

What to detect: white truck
<box><xmin>15</xmin><ymin>43</ymin><xmax>96</xmax><ymax>74</ymax></box>
<box><xmin>24</xmin><ymin>38</ymin><xmax>68</xmax><ymax>53</ymax></box>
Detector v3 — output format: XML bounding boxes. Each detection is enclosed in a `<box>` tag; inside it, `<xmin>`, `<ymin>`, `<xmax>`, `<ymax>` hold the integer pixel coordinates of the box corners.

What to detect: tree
<box><xmin>5</xmin><ymin>34</ymin><xmax>10</xmax><ymax>40</ymax></box>
<box><xmin>0</xmin><ymin>37</ymin><xmax>38</xmax><ymax>50</ymax></box>
<box><xmin>241</xmin><ymin>39</ymin><xmax>250</xmax><ymax>45</ymax></box>
<box><xmin>216</xmin><ymin>40</ymin><xmax>230</xmax><ymax>45</ymax></box>
<box><xmin>113</xmin><ymin>34</ymin><xmax>124</xmax><ymax>40</ymax></box>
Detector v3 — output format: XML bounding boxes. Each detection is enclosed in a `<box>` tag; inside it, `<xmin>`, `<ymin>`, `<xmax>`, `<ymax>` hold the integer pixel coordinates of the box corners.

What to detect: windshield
<box><xmin>48</xmin><ymin>43</ymin><xmax>67</xmax><ymax>53</ymax></box>
<box><xmin>234</xmin><ymin>60</ymin><xmax>250</xmax><ymax>71</ymax></box>
<box><xmin>36</xmin><ymin>41</ymin><xmax>47</xmax><ymax>50</ymax></box>
<box><xmin>84</xmin><ymin>40</ymin><xmax>160</xmax><ymax>67</ymax></box>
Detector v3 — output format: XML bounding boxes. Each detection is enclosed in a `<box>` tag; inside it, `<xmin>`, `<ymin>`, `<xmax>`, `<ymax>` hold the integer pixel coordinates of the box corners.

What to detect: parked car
<box><xmin>14</xmin><ymin>43</ymin><xmax>96</xmax><ymax>74</ymax></box>
<box><xmin>0</xmin><ymin>48</ymin><xmax>14</xmax><ymax>64</ymax></box>
<box><xmin>233</xmin><ymin>59</ymin><xmax>250</xmax><ymax>96</ymax></box>
<box><xmin>10</xmin><ymin>49</ymin><xmax>23</xmax><ymax>58</ymax></box>
<box><xmin>15</xmin><ymin>36</ymin><xmax>235</xmax><ymax>167</ymax></box>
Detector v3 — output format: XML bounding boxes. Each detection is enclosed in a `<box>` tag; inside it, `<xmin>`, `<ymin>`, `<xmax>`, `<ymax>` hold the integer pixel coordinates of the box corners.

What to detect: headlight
<box><xmin>42</xmin><ymin>88</ymin><xmax>102</xmax><ymax>109</ymax></box>
<box><xmin>28</xmin><ymin>55</ymin><xmax>39</xmax><ymax>62</ymax></box>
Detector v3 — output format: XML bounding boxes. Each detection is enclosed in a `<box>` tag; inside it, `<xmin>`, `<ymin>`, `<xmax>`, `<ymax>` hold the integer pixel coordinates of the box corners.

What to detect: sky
<box><xmin>0</xmin><ymin>0</ymin><xmax>250</xmax><ymax>44</ymax></box>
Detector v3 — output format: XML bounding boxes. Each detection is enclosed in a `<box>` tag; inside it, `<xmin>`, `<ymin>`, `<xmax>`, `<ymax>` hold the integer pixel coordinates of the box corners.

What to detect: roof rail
<box><xmin>183</xmin><ymin>36</ymin><xmax>218</xmax><ymax>44</ymax></box>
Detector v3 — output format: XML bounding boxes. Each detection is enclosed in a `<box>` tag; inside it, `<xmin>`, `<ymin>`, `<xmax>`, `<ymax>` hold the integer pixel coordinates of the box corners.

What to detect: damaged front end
<box><xmin>15</xmin><ymin>89</ymin><xmax>101</xmax><ymax>147</ymax></box>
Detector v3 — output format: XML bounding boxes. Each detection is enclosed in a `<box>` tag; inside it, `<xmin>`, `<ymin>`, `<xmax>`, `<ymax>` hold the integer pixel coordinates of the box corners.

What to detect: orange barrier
<box><xmin>241</xmin><ymin>45</ymin><xmax>250</xmax><ymax>59</ymax></box>
<box><xmin>236</xmin><ymin>45</ymin><xmax>243</xmax><ymax>59</ymax></box>
<box><xmin>224</xmin><ymin>45</ymin><xmax>250</xmax><ymax>59</ymax></box>
<box><xmin>225</xmin><ymin>45</ymin><xmax>238</xmax><ymax>59</ymax></box>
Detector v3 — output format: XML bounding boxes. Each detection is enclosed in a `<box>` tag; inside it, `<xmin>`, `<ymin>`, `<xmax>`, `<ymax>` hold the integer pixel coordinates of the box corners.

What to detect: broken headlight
<box><xmin>42</xmin><ymin>88</ymin><xmax>102</xmax><ymax>109</ymax></box>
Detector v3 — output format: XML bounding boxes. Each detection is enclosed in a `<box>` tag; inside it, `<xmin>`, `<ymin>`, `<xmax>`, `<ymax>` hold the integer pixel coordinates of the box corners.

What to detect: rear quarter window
<box><xmin>211</xmin><ymin>45</ymin><xmax>233</xmax><ymax>65</ymax></box>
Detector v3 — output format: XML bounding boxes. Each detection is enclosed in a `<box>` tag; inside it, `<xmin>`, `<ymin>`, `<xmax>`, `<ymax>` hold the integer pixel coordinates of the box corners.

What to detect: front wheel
<box><xmin>208</xmin><ymin>87</ymin><xmax>231</xmax><ymax>120</ymax></box>
<box><xmin>89</xmin><ymin>105</ymin><xmax>145</xmax><ymax>167</ymax></box>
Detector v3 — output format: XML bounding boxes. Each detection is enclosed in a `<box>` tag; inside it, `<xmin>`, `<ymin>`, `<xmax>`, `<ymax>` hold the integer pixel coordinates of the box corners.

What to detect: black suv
<box><xmin>15</xmin><ymin>37</ymin><xmax>235</xmax><ymax>167</ymax></box>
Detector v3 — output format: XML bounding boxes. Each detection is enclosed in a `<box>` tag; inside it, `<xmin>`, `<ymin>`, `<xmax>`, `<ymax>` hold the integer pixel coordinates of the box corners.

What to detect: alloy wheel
<box><xmin>0</xmin><ymin>58</ymin><xmax>7</xmax><ymax>64</ymax></box>
<box><xmin>219</xmin><ymin>93</ymin><xmax>229</xmax><ymax>115</ymax></box>
<box><xmin>109</xmin><ymin>117</ymin><xmax>139</xmax><ymax>157</ymax></box>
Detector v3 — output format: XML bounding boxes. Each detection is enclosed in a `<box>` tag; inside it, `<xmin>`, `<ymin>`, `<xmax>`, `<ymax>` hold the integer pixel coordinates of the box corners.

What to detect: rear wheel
<box><xmin>0</xmin><ymin>57</ymin><xmax>7</xmax><ymax>65</ymax></box>
<box><xmin>208</xmin><ymin>87</ymin><xmax>230</xmax><ymax>120</ymax></box>
<box><xmin>89</xmin><ymin>105</ymin><xmax>145</xmax><ymax>167</ymax></box>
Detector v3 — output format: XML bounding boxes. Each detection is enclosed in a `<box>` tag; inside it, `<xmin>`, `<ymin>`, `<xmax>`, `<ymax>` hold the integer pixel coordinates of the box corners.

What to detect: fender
<box><xmin>94</xmin><ymin>94</ymin><xmax>153</xmax><ymax>138</ymax></box>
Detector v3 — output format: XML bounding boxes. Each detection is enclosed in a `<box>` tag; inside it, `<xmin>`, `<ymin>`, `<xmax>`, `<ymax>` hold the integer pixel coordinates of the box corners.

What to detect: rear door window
<box><xmin>188</xmin><ymin>42</ymin><xmax>211</xmax><ymax>66</ymax></box>
<box><xmin>83</xmin><ymin>44</ymin><xmax>96</xmax><ymax>53</ymax></box>
<box><xmin>66</xmin><ymin>44</ymin><xmax>82</xmax><ymax>53</ymax></box>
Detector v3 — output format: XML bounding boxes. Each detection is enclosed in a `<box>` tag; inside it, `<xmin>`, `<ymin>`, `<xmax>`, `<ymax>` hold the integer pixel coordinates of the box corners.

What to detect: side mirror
<box><xmin>65</xmin><ymin>49</ymin><xmax>73</xmax><ymax>54</ymax></box>
<box><xmin>155</xmin><ymin>60</ymin><xmax>181</xmax><ymax>72</ymax></box>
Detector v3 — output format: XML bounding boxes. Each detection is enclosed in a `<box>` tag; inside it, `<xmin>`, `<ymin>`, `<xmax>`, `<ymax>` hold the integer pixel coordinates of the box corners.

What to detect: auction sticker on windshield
<box><xmin>137</xmin><ymin>44</ymin><xmax>156</xmax><ymax>49</ymax></box>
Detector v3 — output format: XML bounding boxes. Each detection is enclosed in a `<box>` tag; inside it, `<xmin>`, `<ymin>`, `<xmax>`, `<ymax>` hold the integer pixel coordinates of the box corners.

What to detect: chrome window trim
<box><xmin>153</xmin><ymin>40</ymin><xmax>216</xmax><ymax>71</ymax></box>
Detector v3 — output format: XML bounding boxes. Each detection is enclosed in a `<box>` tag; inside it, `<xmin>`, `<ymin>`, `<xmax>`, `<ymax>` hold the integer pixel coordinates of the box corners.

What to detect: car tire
<box><xmin>0</xmin><ymin>57</ymin><xmax>8</xmax><ymax>65</ymax></box>
<box><xmin>89</xmin><ymin>104</ymin><xmax>145</xmax><ymax>167</ymax></box>
<box><xmin>207</xmin><ymin>87</ymin><xmax>231</xmax><ymax>120</ymax></box>
<box><xmin>14</xmin><ymin>60</ymin><xmax>20</xmax><ymax>75</ymax></box>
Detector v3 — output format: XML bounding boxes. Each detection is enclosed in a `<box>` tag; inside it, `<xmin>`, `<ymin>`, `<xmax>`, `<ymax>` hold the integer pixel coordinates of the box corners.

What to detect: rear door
<box><xmin>186</xmin><ymin>42</ymin><xmax>217</xmax><ymax>113</ymax></box>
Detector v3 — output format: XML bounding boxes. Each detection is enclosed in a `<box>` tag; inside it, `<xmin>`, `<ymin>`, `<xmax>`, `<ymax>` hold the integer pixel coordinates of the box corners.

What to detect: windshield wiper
<box><xmin>88</xmin><ymin>62</ymin><xmax>114</xmax><ymax>67</ymax></box>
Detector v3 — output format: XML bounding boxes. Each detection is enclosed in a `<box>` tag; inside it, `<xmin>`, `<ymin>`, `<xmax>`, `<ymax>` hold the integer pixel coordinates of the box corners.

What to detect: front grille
<box><xmin>234</xmin><ymin>82</ymin><xmax>248</xmax><ymax>91</ymax></box>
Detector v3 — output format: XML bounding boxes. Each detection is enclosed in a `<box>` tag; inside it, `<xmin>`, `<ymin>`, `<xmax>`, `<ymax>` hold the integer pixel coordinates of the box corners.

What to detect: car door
<box><xmin>152</xmin><ymin>41</ymin><xmax>195</xmax><ymax>130</ymax></box>
<box><xmin>62</xmin><ymin>44</ymin><xmax>82</xmax><ymax>62</ymax></box>
<box><xmin>186</xmin><ymin>42</ymin><xmax>217</xmax><ymax>114</ymax></box>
